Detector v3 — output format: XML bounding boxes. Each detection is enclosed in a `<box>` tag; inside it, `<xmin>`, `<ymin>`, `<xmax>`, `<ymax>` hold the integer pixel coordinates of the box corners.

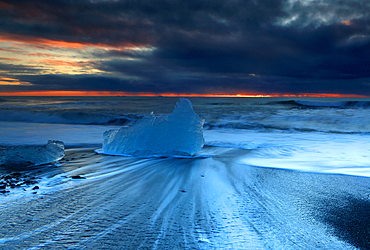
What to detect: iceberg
<box><xmin>0</xmin><ymin>140</ymin><xmax>65</xmax><ymax>167</ymax></box>
<box><xmin>102</xmin><ymin>98</ymin><xmax>205</xmax><ymax>157</ymax></box>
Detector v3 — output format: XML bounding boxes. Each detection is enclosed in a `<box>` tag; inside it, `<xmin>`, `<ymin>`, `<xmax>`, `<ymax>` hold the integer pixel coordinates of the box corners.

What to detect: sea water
<box><xmin>1</xmin><ymin>96</ymin><xmax>370</xmax><ymax>249</ymax></box>
<box><xmin>1</xmin><ymin>96</ymin><xmax>370</xmax><ymax>177</ymax></box>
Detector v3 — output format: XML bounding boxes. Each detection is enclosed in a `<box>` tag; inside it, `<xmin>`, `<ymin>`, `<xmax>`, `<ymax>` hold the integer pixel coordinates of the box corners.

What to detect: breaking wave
<box><xmin>36</xmin><ymin>101</ymin><xmax>118</xmax><ymax>109</ymax></box>
<box><xmin>277</xmin><ymin>100</ymin><xmax>370</xmax><ymax>109</ymax></box>
<box><xmin>204</xmin><ymin>119</ymin><xmax>370</xmax><ymax>134</ymax></box>
<box><xmin>0</xmin><ymin>110</ymin><xmax>142</xmax><ymax>125</ymax></box>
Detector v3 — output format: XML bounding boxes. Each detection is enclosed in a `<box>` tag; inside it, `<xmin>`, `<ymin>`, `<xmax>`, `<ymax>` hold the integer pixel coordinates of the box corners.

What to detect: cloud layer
<box><xmin>0</xmin><ymin>0</ymin><xmax>369</xmax><ymax>95</ymax></box>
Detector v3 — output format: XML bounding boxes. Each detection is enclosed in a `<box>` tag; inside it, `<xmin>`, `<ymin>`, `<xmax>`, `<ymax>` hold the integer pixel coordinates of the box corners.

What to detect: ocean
<box><xmin>1</xmin><ymin>96</ymin><xmax>370</xmax><ymax>249</ymax></box>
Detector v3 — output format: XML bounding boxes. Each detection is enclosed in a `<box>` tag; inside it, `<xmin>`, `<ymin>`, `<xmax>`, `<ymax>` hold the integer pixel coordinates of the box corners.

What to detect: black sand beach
<box><xmin>1</xmin><ymin>147</ymin><xmax>369</xmax><ymax>249</ymax></box>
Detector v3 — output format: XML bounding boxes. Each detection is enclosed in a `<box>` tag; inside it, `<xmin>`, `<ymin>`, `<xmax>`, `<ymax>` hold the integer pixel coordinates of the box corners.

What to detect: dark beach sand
<box><xmin>0</xmin><ymin>147</ymin><xmax>369</xmax><ymax>249</ymax></box>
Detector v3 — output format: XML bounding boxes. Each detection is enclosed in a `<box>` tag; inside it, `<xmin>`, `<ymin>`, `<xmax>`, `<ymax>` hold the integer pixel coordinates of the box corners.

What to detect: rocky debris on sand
<box><xmin>0</xmin><ymin>172</ymin><xmax>41</xmax><ymax>194</ymax></box>
<box><xmin>71</xmin><ymin>175</ymin><xmax>86</xmax><ymax>179</ymax></box>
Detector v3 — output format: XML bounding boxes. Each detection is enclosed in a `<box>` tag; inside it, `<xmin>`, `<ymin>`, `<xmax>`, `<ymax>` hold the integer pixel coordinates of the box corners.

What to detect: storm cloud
<box><xmin>0</xmin><ymin>0</ymin><xmax>369</xmax><ymax>95</ymax></box>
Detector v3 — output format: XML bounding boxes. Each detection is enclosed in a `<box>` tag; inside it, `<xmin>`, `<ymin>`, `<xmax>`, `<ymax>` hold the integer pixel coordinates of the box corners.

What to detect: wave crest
<box><xmin>277</xmin><ymin>100</ymin><xmax>370</xmax><ymax>109</ymax></box>
<box><xmin>0</xmin><ymin>110</ymin><xmax>142</xmax><ymax>125</ymax></box>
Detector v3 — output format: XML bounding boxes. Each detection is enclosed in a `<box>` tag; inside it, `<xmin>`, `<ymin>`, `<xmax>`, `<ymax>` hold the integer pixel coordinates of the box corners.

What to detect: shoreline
<box><xmin>1</xmin><ymin>147</ymin><xmax>370</xmax><ymax>248</ymax></box>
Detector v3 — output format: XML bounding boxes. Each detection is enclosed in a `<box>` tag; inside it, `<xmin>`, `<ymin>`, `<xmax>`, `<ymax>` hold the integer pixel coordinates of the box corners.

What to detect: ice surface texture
<box><xmin>103</xmin><ymin>98</ymin><xmax>205</xmax><ymax>157</ymax></box>
<box><xmin>0</xmin><ymin>140</ymin><xmax>65</xmax><ymax>167</ymax></box>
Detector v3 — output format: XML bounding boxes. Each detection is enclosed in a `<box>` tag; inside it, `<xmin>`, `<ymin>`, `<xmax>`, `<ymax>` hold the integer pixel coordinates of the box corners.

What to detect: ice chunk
<box><xmin>103</xmin><ymin>98</ymin><xmax>205</xmax><ymax>156</ymax></box>
<box><xmin>0</xmin><ymin>140</ymin><xmax>65</xmax><ymax>167</ymax></box>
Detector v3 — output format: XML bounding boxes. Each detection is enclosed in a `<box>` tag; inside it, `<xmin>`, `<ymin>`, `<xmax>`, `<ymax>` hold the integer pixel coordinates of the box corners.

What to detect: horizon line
<box><xmin>0</xmin><ymin>91</ymin><xmax>368</xmax><ymax>98</ymax></box>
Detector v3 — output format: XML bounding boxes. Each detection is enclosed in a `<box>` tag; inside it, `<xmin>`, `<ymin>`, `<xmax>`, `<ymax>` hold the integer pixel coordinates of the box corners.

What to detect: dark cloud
<box><xmin>3</xmin><ymin>70</ymin><xmax>368</xmax><ymax>96</ymax></box>
<box><xmin>278</xmin><ymin>0</ymin><xmax>370</xmax><ymax>28</ymax></box>
<box><xmin>0</xmin><ymin>62</ymin><xmax>43</xmax><ymax>75</ymax></box>
<box><xmin>0</xmin><ymin>0</ymin><xmax>370</xmax><ymax>95</ymax></box>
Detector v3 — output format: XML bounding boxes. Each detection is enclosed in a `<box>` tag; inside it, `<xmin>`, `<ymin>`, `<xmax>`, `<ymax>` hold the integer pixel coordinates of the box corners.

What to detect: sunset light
<box><xmin>1</xmin><ymin>1</ymin><xmax>370</xmax><ymax>249</ymax></box>
<box><xmin>0</xmin><ymin>1</ymin><xmax>368</xmax><ymax>96</ymax></box>
<box><xmin>0</xmin><ymin>90</ymin><xmax>367</xmax><ymax>98</ymax></box>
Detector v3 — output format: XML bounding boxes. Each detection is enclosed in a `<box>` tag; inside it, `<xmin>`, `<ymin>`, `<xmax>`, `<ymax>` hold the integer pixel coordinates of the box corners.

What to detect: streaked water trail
<box><xmin>2</xmin><ymin>96</ymin><xmax>370</xmax><ymax>249</ymax></box>
<box><xmin>0</xmin><ymin>147</ymin><xmax>363</xmax><ymax>249</ymax></box>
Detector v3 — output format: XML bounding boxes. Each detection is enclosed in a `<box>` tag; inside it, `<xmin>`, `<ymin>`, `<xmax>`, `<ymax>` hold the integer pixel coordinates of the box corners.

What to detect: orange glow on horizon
<box><xmin>0</xmin><ymin>91</ymin><xmax>368</xmax><ymax>98</ymax></box>
<box><xmin>0</xmin><ymin>33</ymin><xmax>146</xmax><ymax>49</ymax></box>
<box><xmin>0</xmin><ymin>57</ymin><xmax>22</xmax><ymax>61</ymax></box>
<box><xmin>0</xmin><ymin>77</ymin><xmax>32</xmax><ymax>86</ymax></box>
<box><xmin>341</xmin><ymin>20</ymin><xmax>352</xmax><ymax>26</ymax></box>
<box><xmin>34</xmin><ymin>59</ymin><xmax>94</xmax><ymax>67</ymax></box>
<box><xmin>28</xmin><ymin>53</ymin><xmax>55</xmax><ymax>57</ymax></box>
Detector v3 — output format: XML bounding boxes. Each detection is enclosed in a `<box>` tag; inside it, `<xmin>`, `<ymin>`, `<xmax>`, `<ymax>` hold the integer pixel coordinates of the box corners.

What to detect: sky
<box><xmin>0</xmin><ymin>0</ymin><xmax>369</xmax><ymax>97</ymax></box>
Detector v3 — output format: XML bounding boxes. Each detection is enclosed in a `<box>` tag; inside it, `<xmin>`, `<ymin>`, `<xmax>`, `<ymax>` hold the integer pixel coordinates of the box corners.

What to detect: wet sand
<box><xmin>0</xmin><ymin>147</ymin><xmax>369</xmax><ymax>249</ymax></box>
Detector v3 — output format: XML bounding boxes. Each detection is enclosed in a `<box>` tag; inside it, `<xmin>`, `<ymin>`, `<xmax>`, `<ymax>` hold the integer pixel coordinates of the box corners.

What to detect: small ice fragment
<box><xmin>198</xmin><ymin>238</ymin><xmax>210</xmax><ymax>243</ymax></box>
<box><xmin>0</xmin><ymin>140</ymin><xmax>65</xmax><ymax>167</ymax></box>
<box><xmin>103</xmin><ymin>98</ymin><xmax>205</xmax><ymax>156</ymax></box>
